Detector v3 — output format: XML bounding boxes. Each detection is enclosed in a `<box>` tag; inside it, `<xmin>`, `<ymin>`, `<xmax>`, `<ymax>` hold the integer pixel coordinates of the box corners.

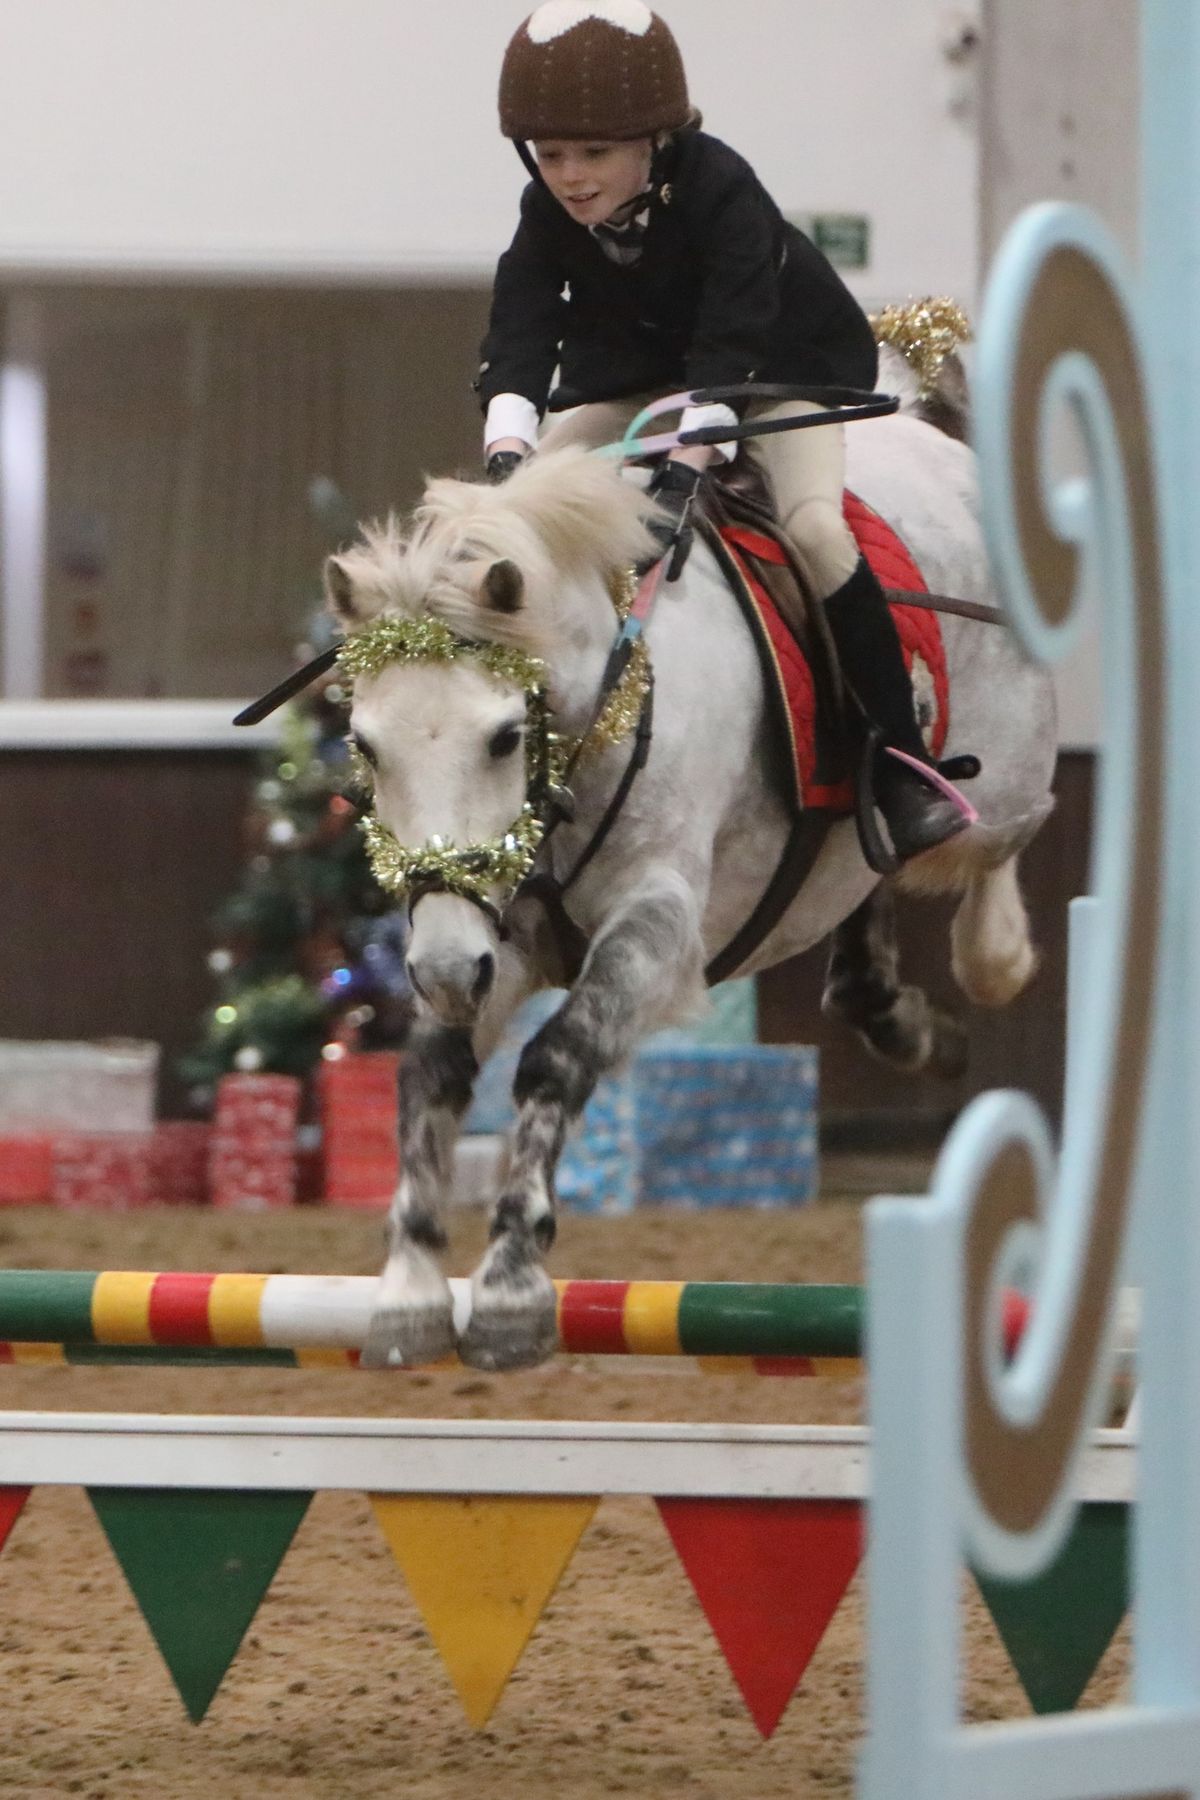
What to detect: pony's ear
<box><xmin>324</xmin><ymin>553</ymin><xmax>375</xmax><ymax>627</ymax></box>
<box><xmin>482</xmin><ymin>558</ymin><xmax>525</xmax><ymax>615</ymax></box>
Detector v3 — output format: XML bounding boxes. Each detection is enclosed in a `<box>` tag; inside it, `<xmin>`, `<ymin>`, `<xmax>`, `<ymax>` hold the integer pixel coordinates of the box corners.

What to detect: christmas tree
<box><xmin>180</xmin><ymin>480</ymin><xmax>414</xmax><ymax>1108</ymax></box>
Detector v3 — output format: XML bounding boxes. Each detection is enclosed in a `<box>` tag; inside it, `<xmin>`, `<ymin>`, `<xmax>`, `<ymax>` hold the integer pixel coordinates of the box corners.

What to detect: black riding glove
<box><xmin>639</xmin><ymin>459</ymin><xmax>702</xmax><ymax>580</ymax></box>
<box><xmin>486</xmin><ymin>449</ymin><xmax>527</xmax><ymax>484</ymax></box>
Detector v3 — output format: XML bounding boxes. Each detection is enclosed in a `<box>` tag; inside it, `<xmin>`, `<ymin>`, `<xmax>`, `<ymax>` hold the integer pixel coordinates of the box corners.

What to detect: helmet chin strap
<box><xmin>514</xmin><ymin>139</ymin><xmax>544</xmax><ymax>185</ymax></box>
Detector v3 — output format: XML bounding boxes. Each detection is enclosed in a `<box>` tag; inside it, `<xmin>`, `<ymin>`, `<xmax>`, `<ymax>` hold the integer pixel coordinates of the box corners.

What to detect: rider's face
<box><xmin>533</xmin><ymin>138</ymin><xmax>654</xmax><ymax>228</ymax></box>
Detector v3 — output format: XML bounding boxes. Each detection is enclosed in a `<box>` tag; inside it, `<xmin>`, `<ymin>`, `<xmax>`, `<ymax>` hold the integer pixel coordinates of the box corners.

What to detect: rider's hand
<box><xmin>639</xmin><ymin>458</ymin><xmax>702</xmax><ymax>580</ymax></box>
<box><xmin>486</xmin><ymin>448</ymin><xmax>527</xmax><ymax>484</ymax></box>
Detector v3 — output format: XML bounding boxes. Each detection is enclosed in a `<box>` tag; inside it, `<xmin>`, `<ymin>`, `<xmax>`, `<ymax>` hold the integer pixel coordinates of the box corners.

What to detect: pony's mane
<box><xmin>336</xmin><ymin>448</ymin><xmax>656</xmax><ymax>653</ymax></box>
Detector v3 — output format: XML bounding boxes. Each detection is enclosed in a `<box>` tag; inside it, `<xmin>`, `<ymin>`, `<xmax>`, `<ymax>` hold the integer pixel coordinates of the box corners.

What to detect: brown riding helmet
<box><xmin>499</xmin><ymin>2</ymin><xmax>692</xmax><ymax>142</ymax></box>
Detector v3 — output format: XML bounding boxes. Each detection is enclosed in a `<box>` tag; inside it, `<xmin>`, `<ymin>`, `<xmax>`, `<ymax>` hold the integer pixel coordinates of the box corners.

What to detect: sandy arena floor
<box><xmin>0</xmin><ymin>1199</ymin><xmax>1128</xmax><ymax>1799</ymax></box>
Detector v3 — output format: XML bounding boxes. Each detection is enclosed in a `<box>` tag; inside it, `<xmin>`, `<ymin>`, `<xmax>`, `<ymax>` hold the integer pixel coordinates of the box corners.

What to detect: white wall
<box><xmin>979</xmin><ymin>0</ymin><xmax>1140</xmax><ymax>751</ymax></box>
<box><xmin>0</xmin><ymin>0</ymin><xmax>980</xmax><ymax>304</ymax></box>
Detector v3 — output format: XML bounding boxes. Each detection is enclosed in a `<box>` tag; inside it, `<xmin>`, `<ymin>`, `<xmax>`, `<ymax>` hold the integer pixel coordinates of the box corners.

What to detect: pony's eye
<box><xmin>352</xmin><ymin>731</ymin><xmax>378</xmax><ymax>769</ymax></box>
<box><xmin>489</xmin><ymin>722</ymin><xmax>523</xmax><ymax>761</ymax></box>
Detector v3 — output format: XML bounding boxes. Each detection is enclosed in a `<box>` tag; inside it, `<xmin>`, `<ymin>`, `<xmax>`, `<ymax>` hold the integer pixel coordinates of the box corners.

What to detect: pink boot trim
<box><xmin>882</xmin><ymin>747</ymin><xmax>979</xmax><ymax>824</ymax></box>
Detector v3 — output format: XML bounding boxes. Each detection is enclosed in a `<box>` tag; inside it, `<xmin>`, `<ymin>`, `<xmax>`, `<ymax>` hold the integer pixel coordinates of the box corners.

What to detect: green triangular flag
<box><xmin>972</xmin><ymin>1502</ymin><xmax>1129</xmax><ymax>1714</ymax></box>
<box><xmin>89</xmin><ymin>1487</ymin><xmax>312</xmax><ymax>1722</ymax></box>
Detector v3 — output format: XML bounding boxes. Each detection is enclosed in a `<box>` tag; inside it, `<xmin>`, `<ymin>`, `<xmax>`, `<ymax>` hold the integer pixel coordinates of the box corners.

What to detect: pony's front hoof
<box><xmin>459</xmin><ymin>1273</ymin><xmax>559</xmax><ymax>1372</ymax></box>
<box><xmin>360</xmin><ymin>1302</ymin><xmax>457</xmax><ymax>1370</ymax></box>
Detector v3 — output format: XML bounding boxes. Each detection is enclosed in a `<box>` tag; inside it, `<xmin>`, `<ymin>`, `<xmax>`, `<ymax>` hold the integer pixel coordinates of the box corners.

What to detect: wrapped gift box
<box><xmin>0</xmin><ymin>1135</ymin><xmax>55</xmax><ymax>1204</ymax></box>
<box><xmin>148</xmin><ymin>1121</ymin><xmax>212</xmax><ymax>1206</ymax></box>
<box><xmin>633</xmin><ymin>1044</ymin><xmax>819</xmax><ymax>1208</ymax></box>
<box><xmin>209</xmin><ymin>1073</ymin><xmax>300</xmax><ymax>1210</ymax></box>
<box><xmin>557</xmin><ymin>1070</ymin><xmax>637</xmax><ymax>1215</ymax></box>
<box><xmin>463</xmin><ymin>992</ymin><xmax>562</xmax><ymax>1135</ymax></box>
<box><xmin>648</xmin><ymin>977</ymin><xmax>758</xmax><ymax>1049</ymax></box>
<box><xmin>52</xmin><ymin>1132</ymin><xmax>154</xmax><ymax>1211</ymax></box>
<box><xmin>318</xmin><ymin>1052</ymin><xmax>401</xmax><ymax>1208</ymax></box>
<box><xmin>0</xmin><ymin>1038</ymin><xmax>158</xmax><ymax>1134</ymax></box>
<box><xmin>463</xmin><ymin>993</ymin><xmax>635</xmax><ymax>1213</ymax></box>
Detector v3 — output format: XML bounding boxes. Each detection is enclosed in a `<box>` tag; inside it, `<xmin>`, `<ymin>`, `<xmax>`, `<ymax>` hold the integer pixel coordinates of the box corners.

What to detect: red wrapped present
<box><xmin>51</xmin><ymin>1132</ymin><xmax>154</xmax><ymax>1211</ymax></box>
<box><xmin>295</xmin><ymin>1125</ymin><xmax>324</xmax><ymax>1205</ymax></box>
<box><xmin>318</xmin><ymin>1052</ymin><xmax>400</xmax><ymax>1208</ymax></box>
<box><xmin>148</xmin><ymin>1121</ymin><xmax>212</xmax><ymax>1206</ymax></box>
<box><xmin>209</xmin><ymin>1073</ymin><xmax>300</xmax><ymax>1210</ymax></box>
<box><xmin>0</xmin><ymin>1135</ymin><xmax>54</xmax><ymax>1204</ymax></box>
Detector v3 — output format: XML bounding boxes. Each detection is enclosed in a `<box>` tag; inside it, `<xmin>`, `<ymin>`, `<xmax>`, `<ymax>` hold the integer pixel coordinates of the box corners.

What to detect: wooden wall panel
<box><xmin>0</xmin><ymin>751</ymin><xmax>255</xmax><ymax>1116</ymax></box>
<box><xmin>0</xmin><ymin>749</ymin><xmax>1092</xmax><ymax>1132</ymax></box>
<box><xmin>757</xmin><ymin>753</ymin><xmax>1094</xmax><ymax>1140</ymax></box>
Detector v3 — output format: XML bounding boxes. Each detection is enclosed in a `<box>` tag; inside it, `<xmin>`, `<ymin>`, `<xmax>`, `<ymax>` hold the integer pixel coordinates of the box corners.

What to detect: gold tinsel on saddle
<box><xmin>870</xmin><ymin>297</ymin><xmax>972</xmax><ymax>397</ymax></box>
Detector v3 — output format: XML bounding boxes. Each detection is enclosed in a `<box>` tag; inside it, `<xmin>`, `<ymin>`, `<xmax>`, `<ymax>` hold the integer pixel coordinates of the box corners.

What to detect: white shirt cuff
<box><xmin>484</xmin><ymin>393</ymin><xmax>541</xmax><ymax>454</ymax></box>
<box><xmin>680</xmin><ymin>401</ymin><xmax>739</xmax><ymax>462</ymax></box>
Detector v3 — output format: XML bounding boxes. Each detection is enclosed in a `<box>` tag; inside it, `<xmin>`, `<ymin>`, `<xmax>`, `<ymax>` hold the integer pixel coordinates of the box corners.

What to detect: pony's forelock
<box><xmin>337</xmin><ymin>449</ymin><xmax>656</xmax><ymax>653</ymax></box>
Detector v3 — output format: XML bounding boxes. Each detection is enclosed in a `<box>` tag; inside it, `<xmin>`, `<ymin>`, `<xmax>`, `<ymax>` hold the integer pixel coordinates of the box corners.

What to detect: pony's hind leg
<box><xmin>360</xmin><ymin>1020</ymin><xmax>477</xmax><ymax>1368</ymax></box>
<box><xmin>459</xmin><ymin>869</ymin><xmax>705</xmax><ymax>1371</ymax></box>
<box><xmin>822</xmin><ymin>886</ymin><xmax>968</xmax><ymax>1078</ymax></box>
<box><xmin>950</xmin><ymin>856</ymin><xmax>1039</xmax><ymax>1006</ymax></box>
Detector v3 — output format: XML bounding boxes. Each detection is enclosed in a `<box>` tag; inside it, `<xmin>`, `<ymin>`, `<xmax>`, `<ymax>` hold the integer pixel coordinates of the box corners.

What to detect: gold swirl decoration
<box><xmin>965</xmin><ymin>240</ymin><xmax>1165</xmax><ymax>1540</ymax></box>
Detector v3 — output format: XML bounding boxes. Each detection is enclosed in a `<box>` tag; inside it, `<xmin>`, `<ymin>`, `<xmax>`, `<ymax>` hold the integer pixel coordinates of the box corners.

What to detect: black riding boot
<box><xmin>822</xmin><ymin>556</ymin><xmax>970</xmax><ymax>863</ymax></box>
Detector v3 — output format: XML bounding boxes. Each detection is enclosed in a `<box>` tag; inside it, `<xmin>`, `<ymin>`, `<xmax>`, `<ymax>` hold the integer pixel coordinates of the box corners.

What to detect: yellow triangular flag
<box><xmin>370</xmin><ymin>1493</ymin><xmax>598</xmax><ymax>1727</ymax></box>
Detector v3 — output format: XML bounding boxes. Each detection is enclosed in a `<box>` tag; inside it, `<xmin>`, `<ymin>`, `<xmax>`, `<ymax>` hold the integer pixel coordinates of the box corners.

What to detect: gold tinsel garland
<box><xmin>360</xmin><ymin>805</ymin><xmax>548</xmax><ymax>903</ymax></box>
<box><xmin>337</xmin><ymin>571</ymin><xmax>649</xmax><ymax>904</ymax></box>
<box><xmin>337</xmin><ymin>612</ymin><xmax>547</xmax><ymax>694</ymax></box>
<box><xmin>870</xmin><ymin>297</ymin><xmax>972</xmax><ymax>398</ymax></box>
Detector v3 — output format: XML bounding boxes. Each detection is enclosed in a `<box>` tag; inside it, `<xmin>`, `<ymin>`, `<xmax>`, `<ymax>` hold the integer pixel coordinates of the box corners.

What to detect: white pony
<box><xmin>326</xmin><ymin>393</ymin><xmax>1056</xmax><ymax>1370</ymax></box>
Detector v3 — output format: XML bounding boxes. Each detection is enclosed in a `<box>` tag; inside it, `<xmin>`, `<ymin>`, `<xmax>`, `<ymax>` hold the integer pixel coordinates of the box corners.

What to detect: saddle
<box><xmin>697</xmin><ymin>470</ymin><xmax>949</xmax><ymax>823</ymax></box>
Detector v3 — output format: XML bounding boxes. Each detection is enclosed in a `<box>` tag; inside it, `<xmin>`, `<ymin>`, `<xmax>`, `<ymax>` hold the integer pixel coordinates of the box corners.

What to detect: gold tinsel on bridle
<box><xmin>338</xmin><ymin>568</ymin><xmax>649</xmax><ymax>907</ymax></box>
<box><xmin>870</xmin><ymin>297</ymin><xmax>972</xmax><ymax>398</ymax></box>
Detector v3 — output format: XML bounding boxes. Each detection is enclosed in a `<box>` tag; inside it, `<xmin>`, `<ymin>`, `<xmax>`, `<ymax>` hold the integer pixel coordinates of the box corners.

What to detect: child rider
<box><xmin>477</xmin><ymin>1</ymin><xmax>970</xmax><ymax>862</ymax></box>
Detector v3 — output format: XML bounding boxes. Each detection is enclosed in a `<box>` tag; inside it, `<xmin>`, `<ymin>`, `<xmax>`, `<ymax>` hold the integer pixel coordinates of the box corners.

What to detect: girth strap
<box><xmin>704</xmin><ymin>811</ymin><xmax>833</xmax><ymax>986</ymax></box>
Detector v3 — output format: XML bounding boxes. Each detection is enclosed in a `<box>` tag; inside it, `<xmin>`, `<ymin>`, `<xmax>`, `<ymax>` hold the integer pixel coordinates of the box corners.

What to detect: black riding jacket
<box><xmin>477</xmin><ymin>128</ymin><xmax>878</xmax><ymax>418</ymax></box>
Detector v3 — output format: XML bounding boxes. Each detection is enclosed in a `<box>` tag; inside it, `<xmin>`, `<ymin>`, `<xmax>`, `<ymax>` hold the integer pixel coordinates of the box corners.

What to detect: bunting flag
<box><xmin>370</xmin><ymin>1492</ymin><xmax>598</xmax><ymax>1727</ymax></box>
<box><xmin>656</xmin><ymin>1496</ymin><xmax>864</xmax><ymax>1738</ymax></box>
<box><xmin>972</xmin><ymin>1502</ymin><xmax>1130</xmax><ymax>1714</ymax></box>
<box><xmin>88</xmin><ymin>1487</ymin><xmax>312</xmax><ymax>1722</ymax></box>
<box><xmin>0</xmin><ymin>1486</ymin><xmax>30</xmax><ymax>1552</ymax></box>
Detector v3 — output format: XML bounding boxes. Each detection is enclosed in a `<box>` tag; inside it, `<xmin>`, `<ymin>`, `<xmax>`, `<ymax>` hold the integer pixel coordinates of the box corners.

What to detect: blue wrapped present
<box><xmin>461</xmin><ymin>993</ymin><xmax>815</xmax><ymax>1213</ymax></box>
<box><xmin>462</xmin><ymin>990</ymin><xmax>635</xmax><ymax>1212</ymax></box>
<box><xmin>633</xmin><ymin>1043</ymin><xmax>819</xmax><ymax>1208</ymax></box>
<box><xmin>463</xmin><ymin>991</ymin><xmax>563</xmax><ymax>1136</ymax></box>
<box><xmin>649</xmin><ymin>977</ymin><xmax>758</xmax><ymax>1049</ymax></box>
<box><xmin>557</xmin><ymin>1067</ymin><xmax>637</xmax><ymax>1215</ymax></box>
<box><xmin>465</xmin><ymin>979</ymin><xmax>758</xmax><ymax>1135</ymax></box>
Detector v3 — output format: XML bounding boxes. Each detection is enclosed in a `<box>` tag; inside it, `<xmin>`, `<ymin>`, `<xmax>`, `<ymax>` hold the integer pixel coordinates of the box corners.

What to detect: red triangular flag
<box><xmin>656</xmin><ymin>1497</ymin><xmax>862</xmax><ymax>1738</ymax></box>
<box><xmin>0</xmin><ymin>1487</ymin><xmax>30</xmax><ymax>1553</ymax></box>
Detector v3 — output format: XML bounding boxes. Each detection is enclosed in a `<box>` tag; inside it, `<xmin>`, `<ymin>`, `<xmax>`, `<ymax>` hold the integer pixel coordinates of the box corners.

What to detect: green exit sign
<box><xmin>792</xmin><ymin>212</ymin><xmax>871</xmax><ymax>271</ymax></box>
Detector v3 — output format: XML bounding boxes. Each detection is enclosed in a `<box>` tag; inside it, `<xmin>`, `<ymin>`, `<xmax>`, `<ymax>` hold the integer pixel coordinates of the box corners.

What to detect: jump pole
<box><xmin>0</xmin><ymin>1269</ymin><xmax>1140</xmax><ymax>1373</ymax></box>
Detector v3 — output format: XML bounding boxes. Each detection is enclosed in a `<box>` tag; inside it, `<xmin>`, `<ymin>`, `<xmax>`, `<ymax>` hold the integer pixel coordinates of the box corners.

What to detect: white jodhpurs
<box><xmin>538</xmin><ymin>394</ymin><xmax>861</xmax><ymax>602</ymax></box>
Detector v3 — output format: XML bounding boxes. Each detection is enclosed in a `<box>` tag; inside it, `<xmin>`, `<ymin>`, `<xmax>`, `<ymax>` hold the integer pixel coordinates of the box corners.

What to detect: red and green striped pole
<box><xmin>0</xmin><ymin>1269</ymin><xmax>1056</xmax><ymax>1375</ymax></box>
<box><xmin>0</xmin><ymin>1270</ymin><xmax>867</xmax><ymax>1371</ymax></box>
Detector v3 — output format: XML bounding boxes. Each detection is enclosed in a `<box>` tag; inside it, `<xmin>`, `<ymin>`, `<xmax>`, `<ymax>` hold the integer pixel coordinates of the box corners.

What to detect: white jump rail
<box><xmin>0</xmin><ymin>1414</ymin><xmax>1136</xmax><ymax>1500</ymax></box>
